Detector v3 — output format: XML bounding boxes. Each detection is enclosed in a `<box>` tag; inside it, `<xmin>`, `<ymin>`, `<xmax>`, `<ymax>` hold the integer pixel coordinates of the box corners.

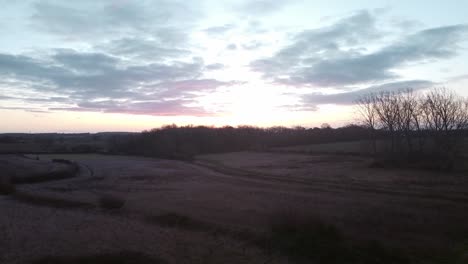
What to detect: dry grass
<box><xmin>98</xmin><ymin>194</ymin><xmax>126</xmax><ymax>210</ymax></box>
<box><xmin>32</xmin><ymin>251</ymin><xmax>165</xmax><ymax>264</ymax></box>
<box><xmin>1</xmin><ymin>155</ymin><xmax>80</xmax><ymax>184</ymax></box>
<box><xmin>13</xmin><ymin>191</ymin><xmax>94</xmax><ymax>209</ymax></box>
<box><xmin>266</xmin><ymin>211</ymin><xmax>410</xmax><ymax>264</ymax></box>
<box><xmin>0</xmin><ymin>176</ymin><xmax>15</xmax><ymax>195</ymax></box>
<box><xmin>2</xmin><ymin>152</ymin><xmax>468</xmax><ymax>263</ymax></box>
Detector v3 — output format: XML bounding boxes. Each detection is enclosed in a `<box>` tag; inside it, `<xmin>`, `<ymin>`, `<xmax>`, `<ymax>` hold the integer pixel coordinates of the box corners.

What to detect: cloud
<box><xmin>51</xmin><ymin>99</ymin><xmax>213</xmax><ymax>117</ymax></box>
<box><xmin>31</xmin><ymin>0</ymin><xmax>200</xmax><ymax>39</ymax></box>
<box><xmin>0</xmin><ymin>1</ymin><xmax>244</xmax><ymax>117</ymax></box>
<box><xmin>0</xmin><ymin>49</ymin><xmax>233</xmax><ymax>116</ymax></box>
<box><xmin>203</xmin><ymin>24</ymin><xmax>235</xmax><ymax>35</ymax></box>
<box><xmin>95</xmin><ymin>37</ymin><xmax>190</xmax><ymax>60</ymax></box>
<box><xmin>205</xmin><ymin>63</ymin><xmax>224</xmax><ymax>70</ymax></box>
<box><xmin>251</xmin><ymin>10</ymin><xmax>468</xmax><ymax>88</ymax></box>
<box><xmin>237</xmin><ymin>0</ymin><xmax>290</xmax><ymax>15</ymax></box>
<box><xmin>447</xmin><ymin>74</ymin><xmax>468</xmax><ymax>82</ymax></box>
<box><xmin>241</xmin><ymin>41</ymin><xmax>264</xmax><ymax>50</ymax></box>
<box><xmin>0</xmin><ymin>95</ymin><xmax>16</xmax><ymax>100</ymax></box>
<box><xmin>52</xmin><ymin>49</ymin><xmax>119</xmax><ymax>72</ymax></box>
<box><xmin>226</xmin><ymin>43</ymin><xmax>237</xmax><ymax>50</ymax></box>
<box><xmin>0</xmin><ymin>106</ymin><xmax>49</xmax><ymax>113</ymax></box>
<box><xmin>301</xmin><ymin>80</ymin><xmax>435</xmax><ymax>106</ymax></box>
<box><xmin>280</xmin><ymin>104</ymin><xmax>318</xmax><ymax>112</ymax></box>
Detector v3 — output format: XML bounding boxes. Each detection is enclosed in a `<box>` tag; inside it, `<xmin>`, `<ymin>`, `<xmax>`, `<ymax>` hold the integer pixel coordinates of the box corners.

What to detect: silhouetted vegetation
<box><xmin>109</xmin><ymin>124</ymin><xmax>371</xmax><ymax>160</ymax></box>
<box><xmin>266</xmin><ymin>212</ymin><xmax>410</xmax><ymax>264</ymax></box>
<box><xmin>357</xmin><ymin>88</ymin><xmax>468</xmax><ymax>171</ymax></box>
<box><xmin>11</xmin><ymin>161</ymin><xmax>80</xmax><ymax>184</ymax></box>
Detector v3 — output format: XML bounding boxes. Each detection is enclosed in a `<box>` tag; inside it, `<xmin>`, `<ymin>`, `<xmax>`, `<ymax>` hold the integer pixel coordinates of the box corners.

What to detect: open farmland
<box><xmin>1</xmin><ymin>150</ymin><xmax>468</xmax><ymax>263</ymax></box>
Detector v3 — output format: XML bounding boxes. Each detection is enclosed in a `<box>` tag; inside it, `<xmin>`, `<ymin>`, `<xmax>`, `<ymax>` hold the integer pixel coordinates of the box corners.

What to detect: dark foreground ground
<box><xmin>1</xmin><ymin>151</ymin><xmax>467</xmax><ymax>263</ymax></box>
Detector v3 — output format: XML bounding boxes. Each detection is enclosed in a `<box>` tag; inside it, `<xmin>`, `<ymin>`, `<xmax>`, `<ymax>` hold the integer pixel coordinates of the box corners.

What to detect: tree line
<box><xmin>356</xmin><ymin>88</ymin><xmax>468</xmax><ymax>170</ymax></box>
<box><xmin>109</xmin><ymin>124</ymin><xmax>370</xmax><ymax>160</ymax></box>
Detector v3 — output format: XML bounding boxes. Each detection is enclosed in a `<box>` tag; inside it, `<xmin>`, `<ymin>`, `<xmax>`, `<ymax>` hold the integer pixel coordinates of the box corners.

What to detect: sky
<box><xmin>1</xmin><ymin>0</ymin><xmax>468</xmax><ymax>132</ymax></box>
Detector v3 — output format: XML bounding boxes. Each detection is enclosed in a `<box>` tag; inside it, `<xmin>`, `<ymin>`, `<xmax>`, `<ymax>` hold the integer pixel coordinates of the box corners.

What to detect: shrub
<box><xmin>0</xmin><ymin>176</ymin><xmax>15</xmax><ymax>195</ymax></box>
<box><xmin>98</xmin><ymin>194</ymin><xmax>125</xmax><ymax>210</ymax></box>
<box><xmin>268</xmin><ymin>213</ymin><xmax>348</xmax><ymax>263</ymax></box>
<box><xmin>12</xmin><ymin>162</ymin><xmax>80</xmax><ymax>184</ymax></box>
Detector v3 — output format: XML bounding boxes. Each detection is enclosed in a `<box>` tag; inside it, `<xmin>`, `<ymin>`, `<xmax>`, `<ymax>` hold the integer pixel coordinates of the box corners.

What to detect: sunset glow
<box><xmin>1</xmin><ymin>1</ymin><xmax>468</xmax><ymax>132</ymax></box>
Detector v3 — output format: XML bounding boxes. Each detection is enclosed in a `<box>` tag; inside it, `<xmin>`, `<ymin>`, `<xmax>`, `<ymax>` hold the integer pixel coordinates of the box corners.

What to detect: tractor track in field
<box><xmin>193</xmin><ymin>159</ymin><xmax>468</xmax><ymax>205</ymax></box>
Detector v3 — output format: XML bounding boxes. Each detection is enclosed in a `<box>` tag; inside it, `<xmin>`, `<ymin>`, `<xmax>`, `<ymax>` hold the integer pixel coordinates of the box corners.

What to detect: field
<box><xmin>1</xmin><ymin>150</ymin><xmax>468</xmax><ymax>263</ymax></box>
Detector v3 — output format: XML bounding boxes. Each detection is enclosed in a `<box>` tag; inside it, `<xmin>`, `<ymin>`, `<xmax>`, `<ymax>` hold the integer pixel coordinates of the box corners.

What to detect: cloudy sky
<box><xmin>1</xmin><ymin>0</ymin><xmax>468</xmax><ymax>132</ymax></box>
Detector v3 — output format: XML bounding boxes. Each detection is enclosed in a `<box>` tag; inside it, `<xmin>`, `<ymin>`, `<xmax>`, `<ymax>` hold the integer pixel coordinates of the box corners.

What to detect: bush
<box><xmin>0</xmin><ymin>176</ymin><xmax>15</xmax><ymax>195</ymax></box>
<box><xmin>12</xmin><ymin>162</ymin><xmax>80</xmax><ymax>184</ymax></box>
<box><xmin>268</xmin><ymin>213</ymin><xmax>348</xmax><ymax>263</ymax></box>
<box><xmin>98</xmin><ymin>194</ymin><xmax>125</xmax><ymax>210</ymax></box>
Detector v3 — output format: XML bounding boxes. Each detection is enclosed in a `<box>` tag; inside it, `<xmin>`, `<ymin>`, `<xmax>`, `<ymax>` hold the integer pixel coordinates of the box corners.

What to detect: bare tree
<box><xmin>373</xmin><ymin>91</ymin><xmax>401</xmax><ymax>153</ymax></box>
<box><xmin>356</xmin><ymin>94</ymin><xmax>378</xmax><ymax>154</ymax></box>
<box><xmin>356</xmin><ymin>87</ymin><xmax>468</xmax><ymax>170</ymax></box>
<box><xmin>422</xmin><ymin>88</ymin><xmax>468</xmax><ymax>162</ymax></box>
<box><xmin>395</xmin><ymin>89</ymin><xmax>420</xmax><ymax>154</ymax></box>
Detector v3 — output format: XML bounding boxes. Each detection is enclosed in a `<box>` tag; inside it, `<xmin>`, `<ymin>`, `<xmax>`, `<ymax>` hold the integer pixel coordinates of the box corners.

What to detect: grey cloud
<box><xmin>251</xmin><ymin>10</ymin><xmax>468</xmax><ymax>88</ymax></box>
<box><xmin>237</xmin><ymin>0</ymin><xmax>290</xmax><ymax>15</ymax></box>
<box><xmin>448</xmin><ymin>74</ymin><xmax>468</xmax><ymax>82</ymax></box>
<box><xmin>0</xmin><ymin>95</ymin><xmax>16</xmax><ymax>100</ymax></box>
<box><xmin>0</xmin><ymin>49</ymin><xmax>229</xmax><ymax>116</ymax></box>
<box><xmin>280</xmin><ymin>10</ymin><xmax>381</xmax><ymax>58</ymax></box>
<box><xmin>0</xmin><ymin>53</ymin><xmax>69</xmax><ymax>83</ymax></box>
<box><xmin>0</xmin><ymin>106</ymin><xmax>49</xmax><ymax>113</ymax></box>
<box><xmin>52</xmin><ymin>50</ymin><xmax>119</xmax><ymax>72</ymax></box>
<box><xmin>205</xmin><ymin>63</ymin><xmax>224</xmax><ymax>70</ymax></box>
<box><xmin>226</xmin><ymin>43</ymin><xmax>237</xmax><ymax>50</ymax></box>
<box><xmin>280</xmin><ymin>104</ymin><xmax>319</xmax><ymax>112</ymax></box>
<box><xmin>0</xmin><ymin>50</ymin><xmax>203</xmax><ymax>89</ymax></box>
<box><xmin>292</xmin><ymin>25</ymin><xmax>468</xmax><ymax>87</ymax></box>
<box><xmin>0</xmin><ymin>94</ymin><xmax>70</xmax><ymax>104</ymax></box>
<box><xmin>302</xmin><ymin>80</ymin><xmax>434</xmax><ymax>106</ymax></box>
<box><xmin>30</xmin><ymin>0</ymin><xmax>200</xmax><ymax>42</ymax></box>
<box><xmin>241</xmin><ymin>41</ymin><xmax>263</xmax><ymax>50</ymax></box>
<box><xmin>51</xmin><ymin>99</ymin><xmax>213</xmax><ymax>117</ymax></box>
<box><xmin>96</xmin><ymin>38</ymin><xmax>190</xmax><ymax>60</ymax></box>
<box><xmin>142</xmin><ymin>79</ymin><xmax>238</xmax><ymax>99</ymax></box>
<box><xmin>250</xmin><ymin>10</ymin><xmax>383</xmax><ymax>81</ymax></box>
<box><xmin>204</xmin><ymin>24</ymin><xmax>235</xmax><ymax>35</ymax></box>
<box><xmin>155</xmin><ymin>79</ymin><xmax>234</xmax><ymax>91</ymax></box>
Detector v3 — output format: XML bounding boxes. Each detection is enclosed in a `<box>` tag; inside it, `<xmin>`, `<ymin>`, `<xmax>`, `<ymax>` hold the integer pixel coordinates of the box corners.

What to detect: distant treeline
<box><xmin>108</xmin><ymin>124</ymin><xmax>371</xmax><ymax>160</ymax></box>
